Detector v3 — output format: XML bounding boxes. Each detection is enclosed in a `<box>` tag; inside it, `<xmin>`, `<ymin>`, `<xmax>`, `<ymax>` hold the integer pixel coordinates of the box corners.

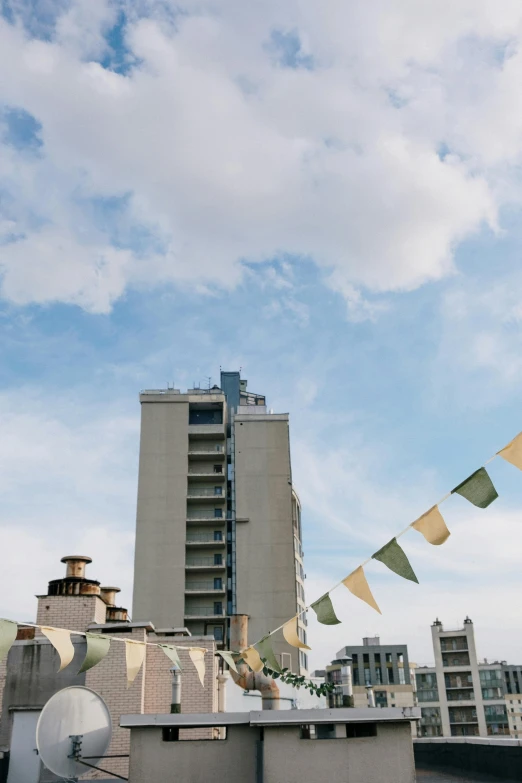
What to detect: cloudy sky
<box><xmin>2</xmin><ymin>0</ymin><xmax>522</xmax><ymax>671</ymax></box>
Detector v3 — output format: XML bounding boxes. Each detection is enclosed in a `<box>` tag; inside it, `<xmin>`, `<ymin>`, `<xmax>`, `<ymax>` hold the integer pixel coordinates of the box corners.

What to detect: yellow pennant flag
<box><xmin>412</xmin><ymin>505</ymin><xmax>450</xmax><ymax>546</ymax></box>
<box><xmin>242</xmin><ymin>646</ymin><xmax>264</xmax><ymax>673</ymax></box>
<box><xmin>282</xmin><ymin>616</ymin><xmax>311</xmax><ymax>650</ymax></box>
<box><xmin>188</xmin><ymin>647</ymin><xmax>206</xmax><ymax>687</ymax></box>
<box><xmin>342</xmin><ymin>566</ymin><xmax>381</xmax><ymax>614</ymax></box>
<box><xmin>40</xmin><ymin>627</ymin><xmax>75</xmax><ymax>672</ymax></box>
<box><xmin>125</xmin><ymin>640</ymin><xmax>146</xmax><ymax>687</ymax></box>
<box><xmin>498</xmin><ymin>432</ymin><xmax>522</xmax><ymax>471</ymax></box>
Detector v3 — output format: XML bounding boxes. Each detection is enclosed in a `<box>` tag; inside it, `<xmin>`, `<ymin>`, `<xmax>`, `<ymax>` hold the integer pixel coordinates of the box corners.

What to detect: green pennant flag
<box><xmin>159</xmin><ymin>644</ymin><xmax>182</xmax><ymax>670</ymax></box>
<box><xmin>78</xmin><ymin>633</ymin><xmax>111</xmax><ymax>673</ymax></box>
<box><xmin>0</xmin><ymin>619</ymin><xmax>17</xmax><ymax>665</ymax></box>
<box><xmin>256</xmin><ymin>636</ymin><xmax>282</xmax><ymax>673</ymax></box>
<box><xmin>452</xmin><ymin>467</ymin><xmax>498</xmax><ymax>509</ymax></box>
<box><xmin>372</xmin><ymin>538</ymin><xmax>419</xmax><ymax>583</ymax></box>
<box><xmin>217</xmin><ymin>650</ymin><xmax>238</xmax><ymax>673</ymax></box>
<box><xmin>311</xmin><ymin>593</ymin><xmax>341</xmax><ymax>625</ymax></box>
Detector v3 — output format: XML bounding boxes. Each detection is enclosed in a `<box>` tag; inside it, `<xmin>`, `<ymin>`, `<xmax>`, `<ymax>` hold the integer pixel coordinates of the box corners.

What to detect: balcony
<box><xmin>442</xmin><ymin>654</ymin><xmax>471</xmax><ymax>668</ymax></box>
<box><xmin>186</xmin><ymin>534</ymin><xmax>226</xmax><ymax>548</ymax></box>
<box><xmin>188</xmin><ymin>469</ymin><xmax>226</xmax><ymax>482</ymax></box>
<box><xmin>186</xmin><ymin>557</ymin><xmax>225</xmax><ymax>571</ymax></box>
<box><xmin>188</xmin><ymin>446</ymin><xmax>225</xmax><ymax>461</ymax></box>
<box><xmin>188</xmin><ymin>424</ymin><xmax>225</xmax><ymax>439</ymax></box>
<box><xmin>185</xmin><ymin>582</ymin><xmax>226</xmax><ymax>595</ymax></box>
<box><xmin>184</xmin><ymin>606</ymin><xmax>226</xmax><ymax>619</ymax></box>
<box><xmin>446</xmin><ymin>690</ymin><xmax>475</xmax><ymax>702</ymax></box>
<box><xmin>187</xmin><ymin>487</ymin><xmax>226</xmax><ymax>503</ymax></box>
<box><xmin>187</xmin><ymin>515</ymin><xmax>227</xmax><ymax>525</ymax></box>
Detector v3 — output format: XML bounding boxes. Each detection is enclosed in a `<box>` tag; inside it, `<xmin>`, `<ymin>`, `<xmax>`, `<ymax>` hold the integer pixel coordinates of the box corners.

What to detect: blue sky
<box><xmin>1</xmin><ymin>0</ymin><xmax>522</xmax><ymax>670</ymax></box>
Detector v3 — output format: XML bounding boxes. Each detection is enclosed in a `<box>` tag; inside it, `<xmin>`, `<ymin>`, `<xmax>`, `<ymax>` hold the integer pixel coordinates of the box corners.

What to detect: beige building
<box><xmin>132</xmin><ymin>371</ymin><xmax>307</xmax><ymax>673</ymax></box>
<box><xmin>416</xmin><ymin>618</ymin><xmax>511</xmax><ymax>738</ymax></box>
<box><xmin>505</xmin><ymin>694</ymin><xmax>522</xmax><ymax>739</ymax></box>
<box><xmin>0</xmin><ymin>556</ymin><xmax>218</xmax><ymax>782</ymax></box>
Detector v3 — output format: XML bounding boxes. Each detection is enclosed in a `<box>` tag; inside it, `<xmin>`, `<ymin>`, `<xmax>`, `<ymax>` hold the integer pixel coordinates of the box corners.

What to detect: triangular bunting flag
<box><xmin>342</xmin><ymin>567</ymin><xmax>381</xmax><ymax>614</ymax></box>
<box><xmin>498</xmin><ymin>432</ymin><xmax>522</xmax><ymax>471</ymax></box>
<box><xmin>217</xmin><ymin>650</ymin><xmax>238</xmax><ymax>673</ymax></box>
<box><xmin>452</xmin><ymin>467</ymin><xmax>498</xmax><ymax>509</ymax></box>
<box><xmin>159</xmin><ymin>644</ymin><xmax>182</xmax><ymax>670</ymax></box>
<box><xmin>412</xmin><ymin>506</ymin><xmax>450</xmax><ymax>546</ymax></box>
<box><xmin>311</xmin><ymin>593</ymin><xmax>341</xmax><ymax>625</ymax></box>
<box><xmin>0</xmin><ymin>620</ymin><xmax>17</xmax><ymax>665</ymax></box>
<box><xmin>372</xmin><ymin>538</ymin><xmax>419</xmax><ymax>583</ymax></box>
<box><xmin>125</xmin><ymin>640</ymin><xmax>146</xmax><ymax>687</ymax></box>
<box><xmin>78</xmin><ymin>633</ymin><xmax>111</xmax><ymax>673</ymax></box>
<box><xmin>242</xmin><ymin>646</ymin><xmax>264</xmax><ymax>673</ymax></box>
<box><xmin>282</xmin><ymin>616</ymin><xmax>311</xmax><ymax>650</ymax></box>
<box><xmin>40</xmin><ymin>627</ymin><xmax>75</xmax><ymax>672</ymax></box>
<box><xmin>188</xmin><ymin>647</ymin><xmax>206</xmax><ymax>686</ymax></box>
<box><xmin>256</xmin><ymin>636</ymin><xmax>281</xmax><ymax>672</ymax></box>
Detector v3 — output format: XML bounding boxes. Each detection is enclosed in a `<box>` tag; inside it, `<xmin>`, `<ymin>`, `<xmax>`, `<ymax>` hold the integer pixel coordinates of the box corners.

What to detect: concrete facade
<box><xmin>505</xmin><ymin>694</ymin><xmax>522</xmax><ymax>739</ymax></box>
<box><xmin>132</xmin><ymin>372</ymin><xmax>307</xmax><ymax>673</ymax></box>
<box><xmin>123</xmin><ymin>708</ymin><xmax>419</xmax><ymax>783</ymax></box>
<box><xmin>416</xmin><ymin>618</ymin><xmax>511</xmax><ymax>739</ymax></box>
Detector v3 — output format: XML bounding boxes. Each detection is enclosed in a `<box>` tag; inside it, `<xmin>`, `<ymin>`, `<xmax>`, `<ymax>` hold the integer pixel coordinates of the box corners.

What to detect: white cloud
<box><xmin>0</xmin><ymin>390</ymin><xmax>139</xmax><ymax>619</ymax></box>
<box><xmin>1</xmin><ymin>0</ymin><xmax>517</xmax><ymax>312</ymax></box>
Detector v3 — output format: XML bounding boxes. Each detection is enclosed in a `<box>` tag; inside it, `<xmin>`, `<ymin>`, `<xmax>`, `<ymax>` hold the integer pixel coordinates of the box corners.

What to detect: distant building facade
<box><xmin>416</xmin><ymin>618</ymin><xmax>521</xmax><ymax>739</ymax></box>
<box><xmin>132</xmin><ymin>371</ymin><xmax>307</xmax><ymax>673</ymax></box>
<box><xmin>318</xmin><ymin>637</ymin><xmax>417</xmax><ymax>711</ymax></box>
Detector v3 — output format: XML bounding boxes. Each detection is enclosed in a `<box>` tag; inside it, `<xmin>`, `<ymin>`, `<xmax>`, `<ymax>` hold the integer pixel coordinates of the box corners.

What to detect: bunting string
<box><xmin>230</xmin><ymin>432</ymin><xmax>522</xmax><ymax>669</ymax></box>
<box><xmin>0</xmin><ymin>432</ymin><xmax>519</xmax><ymax>691</ymax></box>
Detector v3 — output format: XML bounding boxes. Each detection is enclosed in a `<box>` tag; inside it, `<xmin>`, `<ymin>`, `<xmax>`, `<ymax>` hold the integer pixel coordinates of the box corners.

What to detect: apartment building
<box><xmin>416</xmin><ymin>618</ymin><xmax>514</xmax><ymax>738</ymax></box>
<box><xmin>323</xmin><ymin>637</ymin><xmax>417</xmax><ymax>710</ymax></box>
<box><xmin>132</xmin><ymin>371</ymin><xmax>307</xmax><ymax>673</ymax></box>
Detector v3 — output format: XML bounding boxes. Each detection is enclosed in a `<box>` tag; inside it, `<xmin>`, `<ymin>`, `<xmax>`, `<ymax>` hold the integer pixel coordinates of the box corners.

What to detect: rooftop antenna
<box><xmin>36</xmin><ymin>686</ymin><xmax>126</xmax><ymax>781</ymax></box>
<box><xmin>206</xmin><ymin>376</ymin><xmax>212</xmax><ymax>391</ymax></box>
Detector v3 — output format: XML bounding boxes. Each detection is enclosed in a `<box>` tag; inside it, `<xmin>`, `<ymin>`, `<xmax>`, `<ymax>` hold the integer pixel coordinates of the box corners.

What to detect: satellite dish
<box><xmin>36</xmin><ymin>686</ymin><xmax>112</xmax><ymax>779</ymax></box>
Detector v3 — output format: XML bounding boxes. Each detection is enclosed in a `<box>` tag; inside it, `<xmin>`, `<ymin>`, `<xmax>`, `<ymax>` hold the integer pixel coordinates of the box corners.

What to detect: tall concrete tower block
<box><xmin>132</xmin><ymin>371</ymin><xmax>308</xmax><ymax>674</ymax></box>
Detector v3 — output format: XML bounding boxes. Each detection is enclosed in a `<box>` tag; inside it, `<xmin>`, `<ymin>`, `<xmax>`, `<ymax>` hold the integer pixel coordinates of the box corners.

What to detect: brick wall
<box><xmin>35</xmin><ymin>595</ymin><xmax>107</xmax><ymax>632</ymax></box>
<box><xmin>84</xmin><ymin>626</ymin><xmax>147</xmax><ymax>780</ymax></box>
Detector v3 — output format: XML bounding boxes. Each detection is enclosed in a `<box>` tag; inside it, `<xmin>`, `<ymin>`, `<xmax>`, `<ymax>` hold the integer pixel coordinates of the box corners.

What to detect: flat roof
<box><xmin>120</xmin><ymin>707</ymin><xmax>420</xmax><ymax>729</ymax></box>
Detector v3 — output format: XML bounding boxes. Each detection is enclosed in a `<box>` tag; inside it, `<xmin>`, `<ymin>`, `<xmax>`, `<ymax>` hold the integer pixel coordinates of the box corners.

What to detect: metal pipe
<box><xmin>229</xmin><ymin>615</ymin><xmax>280</xmax><ymax>710</ymax></box>
<box><xmin>170</xmin><ymin>667</ymin><xmax>181</xmax><ymax>714</ymax></box>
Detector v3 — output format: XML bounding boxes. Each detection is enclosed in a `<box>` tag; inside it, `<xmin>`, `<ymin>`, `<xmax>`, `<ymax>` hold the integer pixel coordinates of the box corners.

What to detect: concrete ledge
<box><xmin>121</xmin><ymin>707</ymin><xmax>420</xmax><ymax>729</ymax></box>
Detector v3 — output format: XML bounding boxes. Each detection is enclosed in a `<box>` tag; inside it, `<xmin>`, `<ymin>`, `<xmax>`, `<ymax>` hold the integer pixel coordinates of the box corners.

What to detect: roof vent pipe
<box><xmin>229</xmin><ymin>614</ymin><xmax>280</xmax><ymax>710</ymax></box>
<box><xmin>100</xmin><ymin>586</ymin><xmax>120</xmax><ymax>607</ymax></box>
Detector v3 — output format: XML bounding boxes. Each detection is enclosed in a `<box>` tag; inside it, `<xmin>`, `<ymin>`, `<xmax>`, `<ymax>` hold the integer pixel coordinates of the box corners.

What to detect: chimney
<box><xmin>100</xmin><ymin>585</ymin><xmax>129</xmax><ymax>623</ymax></box>
<box><xmin>46</xmin><ymin>556</ymin><xmax>101</xmax><ymax>597</ymax></box>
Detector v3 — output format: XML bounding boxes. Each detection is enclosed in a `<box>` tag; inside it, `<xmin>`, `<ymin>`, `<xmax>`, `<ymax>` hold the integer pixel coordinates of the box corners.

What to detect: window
<box><xmin>213</xmin><ymin>626</ymin><xmax>224</xmax><ymax>641</ymax></box>
<box><xmin>388</xmin><ymin>669</ymin><xmax>395</xmax><ymax>684</ymax></box>
<box><xmin>363</xmin><ymin>654</ymin><xmax>370</xmax><ymax>664</ymax></box>
<box><xmin>375</xmin><ymin>667</ymin><xmax>382</xmax><ymax>684</ymax></box>
<box><xmin>300</xmin><ymin>724</ymin><xmax>376</xmax><ymax>740</ymax></box>
<box><xmin>352</xmin><ymin>668</ymin><xmax>360</xmax><ymax>686</ymax></box>
<box><xmin>213</xmin><ymin>465</ymin><xmax>223</xmax><ymax>473</ymax></box>
<box><xmin>214</xmin><ymin>578</ymin><xmax>222</xmax><ymax>589</ymax></box>
<box><xmin>213</xmin><ymin>530</ymin><xmax>223</xmax><ymax>541</ymax></box>
<box><xmin>364</xmin><ymin>668</ymin><xmax>371</xmax><ymax>685</ymax></box>
<box><xmin>214</xmin><ymin>508</ymin><xmax>223</xmax><ymax>518</ymax></box>
<box><xmin>397</xmin><ymin>653</ymin><xmax>404</xmax><ymax>664</ymax></box>
<box><xmin>189</xmin><ymin>408</ymin><xmax>223</xmax><ymax>425</ymax></box>
<box><xmin>385</xmin><ymin>653</ymin><xmax>393</xmax><ymax>663</ymax></box>
<box><xmin>214</xmin><ymin>554</ymin><xmax>223</xmax><ymax>565</ymax></box>
<box><xmin>213</xmin><ymin>602</ymin><xmax>223</xmax><ymax>615</ymax></box>
<box><xmin>399</xmin><ymin>668</ymin><xmax>406</xmax><ymax>685</ymax></box>
<box><xmin>213</xmin><ymin>486</ymin><xmax>222</xmax><ymax>496</ymax></box>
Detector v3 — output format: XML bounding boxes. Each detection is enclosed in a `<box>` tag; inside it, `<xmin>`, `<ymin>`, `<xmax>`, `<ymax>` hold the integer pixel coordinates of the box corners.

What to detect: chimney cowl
<box><xmin>100</xmin><ymin>586</ymin><xmax>121</xmax><ymax>607</ymax></box>
<box><xmin>61</xmin><ymin>555</ymin><xmax>92</xmax><ymax>579</ymax></box>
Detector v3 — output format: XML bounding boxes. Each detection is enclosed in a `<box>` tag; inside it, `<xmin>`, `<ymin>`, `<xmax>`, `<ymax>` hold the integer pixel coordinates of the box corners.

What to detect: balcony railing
<box><xmin>186</xmin><ymin>533</ymin><xmax>224</xmax><ymax>543</ymax></box>
<box><xmin>185</xmin><ymin>582</ymin><xmax>225</xmax><ymax>592</ymax></box>
<box><xmin>188</xmin><ymin>446</ymin><xmax>224</xmax><ymax>454</ymax></box>
<box><xmin>185</xmin><ymin>606</ymin><xmax>225</xmax><ymax>617</ymax></box>
<box><xmin>186</xmin><ymin>558</ymin><xmax>224</xmax><ymax>568</ymax></box>
<box><xmin>187</xmin><ymin>488</ymin><xmax>225</xmax><ymax>497</ymax></box>
<box><xmin>188</xmin><ymin>469</ymin><xmax>225</xmax><ymax>477</ymax></box>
